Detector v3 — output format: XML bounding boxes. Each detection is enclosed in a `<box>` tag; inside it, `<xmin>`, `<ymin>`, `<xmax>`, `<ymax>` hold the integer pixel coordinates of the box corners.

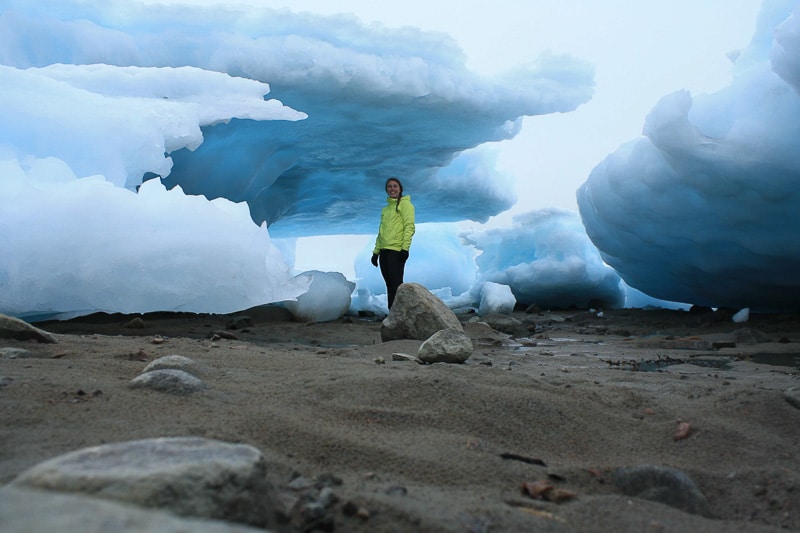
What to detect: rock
<box><xmin>785</xmin><ymin>388</ymin><xmax>800</xmax><ymax>410</ymax></box>
<box><xmin>210</xmin><ymin>330</ymin><xmax>239</xmax><ymax>340</ymax></box>
<box><xmin>129</xmin><ymin>369</ymin><xmax>206</xmax><ymax>395</ymax></box>
<box><xmin>0</xmin><ymin>486</ymin><xmax>267</xmax><ymax>533</ymax></box>
<box><xmin>9</xmin><ymin>437</ymin><xmax>280</xmax><ymax>529</ymax></box>
<box><xmin>540</xmin><ymin>311</ymin><xmax>566</xmax><ymax>323</ymax></box>
<box><xmin>124</xmin><ymin>317</ymin><xmax>146</xmax><ymax>329</ymax></box>
<box><xmin>392</xmin><ymin>352</ymin><xmax>419</xmax><ymax>363</ymax></box>
<box><xmin>380</xmin><ymin>283</ymin><xmax>462</xmax><ymax>341</ymax></box>
<box><xmin>142</xmin><ymin>355</ymin><xmax>199</xmax><ymax>374</ymax></box>
<box><xmin>418</xmin><ymin>328</ymin><xmax>473</xmax><ymax>364</ymax></box>
<box><xmin>462</xmin><ymin>321</ymin><xmax>517</xmax><ymax>348</ymax></box>
<box><xmin>0</xmin><ymin>347</ymin><xmax>35</xmax><ymax>359</ymax></box>
<box><xmin>612</xmin><ymin>465</ymin><xmax>711</xmax><ymax>517</ymax></box>
<box><xmin>225</xmin><ymin>315</ymin><xmax>253</xmax><ymax>330</ymax></box>
<box><xmin>470</xmin><ymin>313</ymin><xmax>526</xmax><ymax>336</ymax></box>
<box><xmin>287</xmin><ymin>475</ymin><xmax>314</xmax><ymax>490</ymax></box>
<box><xmin>462</xmin><ymin>321</ymin><xmax>505</xmax><ymax>340</ymax></box>
<box><xmin>318</xmin><ymin>486</ymin><xmax>337</xmax><ymax>507</ymax></box>
<box><xmin>0</xmin><ymin>313</ymin><xmax>57</xmax><ymax>343</ymax></box>
<box><xmin>732</xmin><ymin>328</ymin><xmax>771</xmax><ymax>345</ymax></box>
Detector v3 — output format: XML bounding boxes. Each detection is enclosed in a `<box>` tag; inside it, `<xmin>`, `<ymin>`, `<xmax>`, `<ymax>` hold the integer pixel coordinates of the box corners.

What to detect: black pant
<box><xmin>379</xmin><ymin>249</ymin><xmax>406</xmax><ymax>309</ymax></box>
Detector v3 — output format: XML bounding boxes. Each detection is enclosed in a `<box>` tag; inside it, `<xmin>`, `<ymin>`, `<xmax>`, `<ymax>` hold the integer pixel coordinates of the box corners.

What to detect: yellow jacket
<box><xmin>373</xmin><ymin>195</ymin><xmax>415</xmax><ymax>254</ymax></box>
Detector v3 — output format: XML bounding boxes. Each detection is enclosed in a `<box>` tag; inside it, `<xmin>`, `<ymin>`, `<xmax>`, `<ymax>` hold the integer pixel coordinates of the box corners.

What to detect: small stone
<box><xmin>225</xmin><ymin>316</ymin><xmax>253</xmax><ymax>330</ymax></box>
<box><xmin>612</xmin><ymin>465</ymin><xmax>710</xmax><ymax>516</ymax></box>
<box><xmin>476</xmin><ymin>313</ymin><xmax>524</xmax><ymax>335</ymax></box>
<box><xmin>0</xmin><ymin>347</ymin><xmax>35</xmax><ymax>359</ymax></box>
<box><xmin>0</xmin><ymin>314</ymin><xmax>57</xmax><ymax>343</ymax></box>
<box><xmin>142</xmin><ymin>355</ymin><xmax>198</xmax><ymax>374</ymax></box>
<box><xmin>318</xmin><ymin>487</ymin><xmax>338</xmax><ymax>508</ymax></box>
<box><xmin>301</xmin><ymin>501</ymin><xmax>324</xmax><ymax>521</ymax></box>
<box><xmin>784</xmin><ymin>388</ymin><xmax>800</xmax><ymax>410</ymax></box>
<box><xmin>124</xmin><ymin>317</ymin><xmax>146</xmax><ymax>329</ymax></box>
<box><xmin>385</xmin><ymin>485</ymin><xmax>407</xmax><ymax>496</ymax></box>
<box><xmin>374</xmin><ymin>356</ymin><xmax>385</xmax><ymax>365</ymax></box>
<box><xmin>733</xmin><ymin>328</ymin><xmax>771</xmax><ymax>345</ymax></box>
<box><xmin>129</xmin><ymin>369</ymin><xmax>206</xmax><ymax>395</ymax></box>
<box><xmin>209</xmin><ymin>330</ymin><xmax>238</xmax><ymax>340</ymax></box>
<box><xmin>288</xmin><ymin>476</ymin><xmax>313</xmax><ymax>490</ymax></box>
<box><xmin>316</xmin><ymin>473</ymin><xmax>343</xmax><ymax>487</ymax></box>
<box><xmin>418</xmin><ymin>328</ymin><xmax>473</xmax><ymax>364</ymax></box>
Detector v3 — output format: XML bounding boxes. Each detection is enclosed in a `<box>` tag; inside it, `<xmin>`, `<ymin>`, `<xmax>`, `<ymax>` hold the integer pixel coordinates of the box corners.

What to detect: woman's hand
<box><xmin>371</xmin><ymin>253</ymin><xmax>379</xmax><ymax>267</ymax></box>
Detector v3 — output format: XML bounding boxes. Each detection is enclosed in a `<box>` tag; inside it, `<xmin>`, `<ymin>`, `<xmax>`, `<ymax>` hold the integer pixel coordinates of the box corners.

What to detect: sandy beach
<box><xmin>1</xmin><ymin>306</ymin><xmax>799</xmax><ymax>532</ymax></box>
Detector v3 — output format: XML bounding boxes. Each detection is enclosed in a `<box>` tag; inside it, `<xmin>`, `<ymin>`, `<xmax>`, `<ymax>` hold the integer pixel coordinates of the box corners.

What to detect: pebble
<box><xmin>0</xmin><ymin>347</ymin><xmax>35</xmax><ymax>359</ymax></box>
<box><xmin>318</xmin><ymin>487</ymin><xmax>337</xmax><ymax>507</ymax></box>
<box><xmin>392</xmin><ymin>352</ymin><xmax>418</xmax><ymax>363</ymax></box>
<box><xmin>612</xmin><ymin>465</ymin><xmax>710</xmax><ymax>516</ymax></box>
<box><xmin>129</xmin><ymin>369</ymin><xmax>206</xmax><ymax>395</ymax></box>
<box><xmin>288</xmin><ymin>476</ymin><xmax>314</xmax><ymax>490</ymax></box>
<box><xmin>123</xmin><ymin>317</ymin><xmax>146</xmax><ymax>329</ymax></box>
<box><xmin>210</xmin><ymin>330</ymin><xmax>239</xmax><ymax>340</ymax></box>
<box><xmin>784</xmin><ymin>388</ymin><xmax>800</xmax><ymax>410</ymax></box>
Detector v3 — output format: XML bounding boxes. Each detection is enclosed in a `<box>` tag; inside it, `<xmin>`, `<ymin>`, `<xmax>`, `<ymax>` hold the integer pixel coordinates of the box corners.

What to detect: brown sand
<box><xmin>1</xmin><ymin>307</ymin><xmax>799</xmax><ymax>532</ymax></box>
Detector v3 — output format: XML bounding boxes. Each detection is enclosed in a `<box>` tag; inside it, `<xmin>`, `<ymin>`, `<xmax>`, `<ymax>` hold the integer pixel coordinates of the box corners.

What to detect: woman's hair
<box><xmin>386</xmin><ymin>177</ymin><xmax>404</xmax><ymax>212</ymax></box>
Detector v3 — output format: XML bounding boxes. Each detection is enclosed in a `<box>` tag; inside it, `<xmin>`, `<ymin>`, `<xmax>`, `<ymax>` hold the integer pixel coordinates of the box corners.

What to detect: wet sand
<box><xmin>1</xmin><ymin>306</ymin><xmax>799</xmax><ymax>532</ymax></box>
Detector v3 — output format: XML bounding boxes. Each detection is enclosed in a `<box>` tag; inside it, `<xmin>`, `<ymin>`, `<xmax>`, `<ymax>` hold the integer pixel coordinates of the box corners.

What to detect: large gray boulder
<box><xmin>9</xmin><ymin>437</ymin><xmax>279</xmax><ymax>529</ymax></box>
<box><xmin>0</xmin><ymin>486</ymin><xmax>268</xmax><ymax>533</ymax></box>
<box><xmin>380</xmin><ymin>283</ymin><xmax>463</xmax><ymax>342</ymax></box>
<box><xmin>0</xmin><ymin>313</ymin><xmax>57</xmax><ymax>343</ymax></box>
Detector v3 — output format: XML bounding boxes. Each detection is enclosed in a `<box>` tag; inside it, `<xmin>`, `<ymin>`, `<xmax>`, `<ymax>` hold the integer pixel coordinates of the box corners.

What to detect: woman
<box><xmin>371</xmin><ymin>177</ymin><xmax>415</xmax><ymax>309</ymax></box>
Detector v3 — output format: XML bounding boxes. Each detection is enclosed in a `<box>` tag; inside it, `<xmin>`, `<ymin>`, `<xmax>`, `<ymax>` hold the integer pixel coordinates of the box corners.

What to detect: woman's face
<box><xmin>386</xmin><ymin>180</ymin><xmax>402</xmax><ymax>199</ymax></box>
